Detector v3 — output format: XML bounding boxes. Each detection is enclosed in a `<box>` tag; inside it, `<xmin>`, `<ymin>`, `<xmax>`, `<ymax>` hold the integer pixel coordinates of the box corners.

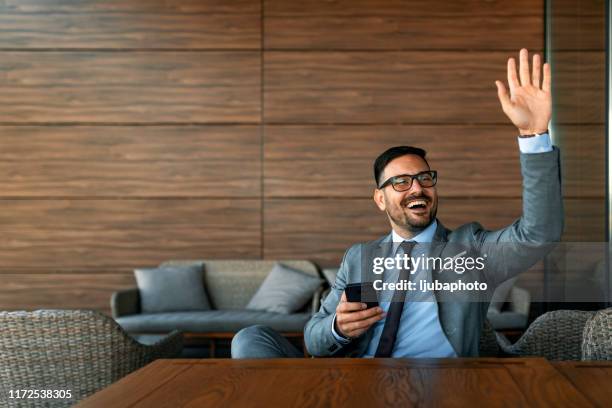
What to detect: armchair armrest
<box><xmin>310</xmin><ymin>285</ymin><xmax>327</xmax><ymax>315</ymax></box>
<box><xmin>111</xmin><ymin>288</ymin><xmax>141</xmax><ymax>318</ymax></box>
<box><xmin>146</xmin><ymin>330</ymin><xmax>184</xmax><ymax>359</ymax></box>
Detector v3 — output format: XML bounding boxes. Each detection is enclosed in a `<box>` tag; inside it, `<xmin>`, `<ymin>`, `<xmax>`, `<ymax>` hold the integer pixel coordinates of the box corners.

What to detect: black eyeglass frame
<box><xmin>377</xmin><ymin>170</ymin><xmax>438</xmax><ymax>191</ymax></box>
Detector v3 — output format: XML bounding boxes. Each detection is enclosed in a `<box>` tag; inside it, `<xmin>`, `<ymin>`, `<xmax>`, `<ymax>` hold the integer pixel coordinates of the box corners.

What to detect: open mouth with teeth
<box><xmin>405</xmin><ymin>200</ymin><xmax>428</xmax><ymax>211</ymax></box>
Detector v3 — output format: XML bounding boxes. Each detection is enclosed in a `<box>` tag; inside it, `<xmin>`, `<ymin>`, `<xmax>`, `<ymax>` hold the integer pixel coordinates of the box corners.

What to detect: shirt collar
<box><xmin>391</xmin><ymin>219</ymin><xmax>438</xmax><ymax>244</ymax></box>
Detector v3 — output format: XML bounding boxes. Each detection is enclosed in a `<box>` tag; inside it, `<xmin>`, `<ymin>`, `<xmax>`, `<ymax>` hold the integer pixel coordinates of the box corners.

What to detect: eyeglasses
<box><xmin>378</xmin><ymin>170</ymin><xmax>437</xmax><ymax>192</ymax></box>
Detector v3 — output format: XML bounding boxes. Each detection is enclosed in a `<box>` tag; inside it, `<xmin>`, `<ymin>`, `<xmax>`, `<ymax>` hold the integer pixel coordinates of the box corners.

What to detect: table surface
<box><xmin>77</xmin><ymin>358</ymin><xmax>612</xmax><ymax>408</ymax></box>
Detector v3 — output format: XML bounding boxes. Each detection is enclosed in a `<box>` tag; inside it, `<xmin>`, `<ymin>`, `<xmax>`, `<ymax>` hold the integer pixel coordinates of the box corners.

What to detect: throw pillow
<box><xmin>134</xmin><ymin>265</ymin><xmax>211</xmax><ymax>313</ymax></box>
<box><xmin>246</xmin><ymin>263</ymin><xmax>323</xmax><ymax>314</ymax></box>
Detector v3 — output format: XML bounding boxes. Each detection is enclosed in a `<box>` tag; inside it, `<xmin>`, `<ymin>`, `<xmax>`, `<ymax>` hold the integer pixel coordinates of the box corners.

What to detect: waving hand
<box><xmin>495</xmin><ymin>49</ymin><xmax>551</xmax><ymax>136</ymax></box>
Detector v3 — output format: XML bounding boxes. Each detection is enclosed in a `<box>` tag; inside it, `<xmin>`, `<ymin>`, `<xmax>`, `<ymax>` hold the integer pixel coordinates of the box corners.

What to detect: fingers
<box><xmin>532</xmin><ymin>53</ymin><xmax>541</xmax><ymax>88</ymax></box>
<box><xmin>337</xmin><ymin>299</ymin><xmax>367</xmax><ymax>313</ymax></box>
<box><xmin>519</xmin><ymin>48</ymin><xmax>530</xmax><ymax>86</ymax></box>
<box><xmin>337</xmin><ymin>306</ymin><xmax>383</xmax><ymax>324</ymax></box>
<box><xmin>342</xmin><ymin>313</ymin><xmax>386</xmax><ymax>335</ymax></box>
<box><xmin>495</xmin><ymin>81</ymin><xmax>511</xmax><ymax>112</ymax></box>
<box><xmin>542</xmin><ymin>62</ymin><xmax>551</xmax><ymax>92</ymax></box>
<box><xmin>507</xmin><ymin>57</ymin><xmax>519</xmax><ymax>96</ymax></box>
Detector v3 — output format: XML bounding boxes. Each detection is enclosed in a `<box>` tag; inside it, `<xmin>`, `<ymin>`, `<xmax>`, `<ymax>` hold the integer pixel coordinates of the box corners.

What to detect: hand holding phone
<box><xmin>344</xmin><ymin>282</ymin><xmax>379</xmax><ymax>309</ymax></box>
<box><xmin>335</xmin><ymin>283</ymin><xmax>384</xmax><ymax>339</ymax></box>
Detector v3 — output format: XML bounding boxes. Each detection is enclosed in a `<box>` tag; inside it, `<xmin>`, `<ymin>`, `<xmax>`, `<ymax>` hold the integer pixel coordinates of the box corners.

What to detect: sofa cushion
<box><xmin>159</xmin><ymin>260</ymin><xmax>320</xmax><ymax>310</ymax></box>
<box><xmin>246</xmin><ymin>263</ymin><xmax>323</xmax><ymax>314</ymax></box>
<box><xmin>134</xmin><ymin>265</ymin><xmax>211</xmax><ymax>313</ymax></box>
<box><xmin>116</xmin><ymin>310</ymin><xmax>311</xmax><ymax>333</ymax></box>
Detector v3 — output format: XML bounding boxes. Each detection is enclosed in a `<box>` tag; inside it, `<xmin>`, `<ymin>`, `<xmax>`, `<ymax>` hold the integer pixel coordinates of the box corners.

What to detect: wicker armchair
<box><xmin>496</xmin><ymin>310</ymin><xmax>595</xmax><ymax>360</ymax></box>
<box><xmin>0</xmin><ymin>309</ymin><xmax>183</xmax><ymax>407</ymax></box>
<box><xmin>582</xmin><ymin>308</ymin><xmax>612</xmax><ymax>360</ymax></box>
<box><xmin>478</xmin><ymin>319</ymin><xmax>501</xmax><ymax>357</ymax></box>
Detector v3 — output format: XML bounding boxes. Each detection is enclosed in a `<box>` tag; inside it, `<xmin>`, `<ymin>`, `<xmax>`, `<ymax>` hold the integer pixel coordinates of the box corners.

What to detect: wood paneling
<box><xmin>264</xmin><ymin>198</ymin><xmax>521</xmax><ymax>267</ymax></box>
<box><xmin>554</xmin><ymin>52</ymin><xmax>605</xmax><ymax>124</ymax></box>
<box><xmin>560</xmin><ymin>125</ymin><xmax>605</xmax><ymax>199</ymax></box>
<box><xmin>0</xmin><ymin>274</ymin><xmax>135</xmax><ymax>313</ymax></box>
<box><xmin>0</xmin><ymin>0</ymin><xmax>553</xmax><ymax>311</ymax></box>
<box><xmin>0</xmin><ymin>0</ymin><xmax>260</xmax><ymax>49</ymax></box>
<box><xmin>264</xmin><ymin>125</ymin><xmax>521</xmax><ymax>198</ymax></box>
<box><xmin>563</xmin><ymin>198</ymin><xmax>606</xmax><ymax>242</ymax></box>
<box><xmin>0</xmin><ymin>126</ymin><xmax>260</xmax><ymax>197</ymax></box>
<box><xmin>0</xmin><ymin>199</ymin><xmax>261</xmax><ymax>271</ymax></box>
<box><xmin>264</xmin><ymin>51</ymin><xmax>539</xmax><ymax>124</ymax></box>
<box><xmin>265</xmin><ymin>0</ymin><xmax>542</xmax><ymax>50</ymax></box>
<box><xmin>551</xmin><ymin>0</ymin><xmax>605</xmax><ymax>51</ymax></box>
<box><xmin>0</xmin><ymin>52</ymin><xmax>260</xmax><ymax>123</ymax></box>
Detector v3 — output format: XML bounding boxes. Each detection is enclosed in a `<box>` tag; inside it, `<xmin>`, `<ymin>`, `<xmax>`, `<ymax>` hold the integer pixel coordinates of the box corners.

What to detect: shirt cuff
<box><xmin>517</xmin><ymin>133</ymin><xmax>553</xmax><ymax>154</ymax></box>
<box><xmin>331</xmin><ymin>313</ymin><xmax>351</xmax><ymax>345</ymax></box>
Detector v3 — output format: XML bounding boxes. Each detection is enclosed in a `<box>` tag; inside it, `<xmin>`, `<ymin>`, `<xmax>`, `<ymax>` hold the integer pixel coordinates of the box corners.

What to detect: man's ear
<box><xmin>373</xmin><ymin>189</ymin><xmax>386</xmax><ymax>211</ymax></box>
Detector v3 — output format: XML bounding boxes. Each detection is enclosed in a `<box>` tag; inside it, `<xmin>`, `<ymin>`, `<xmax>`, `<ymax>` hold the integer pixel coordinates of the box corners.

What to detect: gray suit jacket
<box><xmin>304</xmin><ymin>147</ymin><xmax>563</xmax><ymax>357</ymax></box>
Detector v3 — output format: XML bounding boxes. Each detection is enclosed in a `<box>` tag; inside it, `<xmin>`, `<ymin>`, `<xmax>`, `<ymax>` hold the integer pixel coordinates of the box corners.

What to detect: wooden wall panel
<box><xmin>551</xmin><ymin>0</ymin><xmax>605</xmax><ymax>51</ymax></box>
<box><xmin>0</xmin><ymin>126</ymin><xmax>260</xmax><ymax>197</ymax></box>
<box><xmin>0</xmin><ymin>52</ymin><xmax>260</xmax><ymax>123</ymax></box>
<box><xmin>0</xmin><ymin>0</ymin><xmax>260</xmax><ymax>49</ymax></box>
<box><xmin>265</xmin><ymin>0</ymin><xmax>542</xmax><ymax>50</ymax></box>
<box><xmin>560</xmin><ymin>125</ymin><xmax>605</xmax><ymax>199</ymax></box>
<box><xmin>554</xmin><ymin>52</ymin><xmax>605</xmax><ymax>124</ymax></box>
<box><xmin>1</xmin><ymin>274</ymin><xmax>135</xmax><ymax>314</ymax></box>
<box><xmin>0</xmin><ymin>0</ymin><xmax>555</xmax><ymax>311</ymax></box>
<box><xmin>264</xmin><ymin>198</ymin><xmax>521</xmax><ymax>267</ymax></box>
<box><xmin>264</xmin><ymin>125</ymin><xmax>521</xmax><ymax>198</ymax></box>
<box><xmin>264</xmin><ymin>51</ymin><xmax>539</xmax><ymax>124</ymax></box>
<box><xmin>0</xmin><ymin>199</ymin><xmax>261</xmax><ymax>272</ymax></box>
<box><xmin>563</xmin><ymin>199</ymin><xmax>605</xmax><ymax>242</ymax></box>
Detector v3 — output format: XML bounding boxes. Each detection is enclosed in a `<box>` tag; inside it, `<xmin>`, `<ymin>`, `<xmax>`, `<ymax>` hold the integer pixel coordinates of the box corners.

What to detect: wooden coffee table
<box><xmin>77</xmin><ymin>357</ymin><xmax>609</xmax><ymax>407</ymax></box>
<box><xmin>553</xmin><ymin>360</ymin><xmax>612</xmax><ymax>407</ymax></box>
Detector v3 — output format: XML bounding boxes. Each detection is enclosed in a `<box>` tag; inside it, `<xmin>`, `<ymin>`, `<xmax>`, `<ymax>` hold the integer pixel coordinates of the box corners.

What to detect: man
<box><xmin>232</xmin><ymin>48</ymin><xmax>562</xmax><ymax>358</ymax></box>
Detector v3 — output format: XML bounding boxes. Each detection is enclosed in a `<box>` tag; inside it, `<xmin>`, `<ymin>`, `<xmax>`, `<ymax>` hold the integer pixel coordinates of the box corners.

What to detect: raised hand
<box><xmin>495</xmin><ymin>48</ymin><xmax>551</xmax><ymax>136</ymax></box>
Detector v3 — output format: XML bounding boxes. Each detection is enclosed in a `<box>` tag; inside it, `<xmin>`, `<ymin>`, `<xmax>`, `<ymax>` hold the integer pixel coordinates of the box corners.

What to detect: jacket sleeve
<box><xmin>304</xmin><ymin>245</ymin><xmax>356</xmax><ymax>357</ymax></box>
<box><xmin>476</xmin><ymin>146</ymin><xmax>564</xmax><ymax>286</ymax></box>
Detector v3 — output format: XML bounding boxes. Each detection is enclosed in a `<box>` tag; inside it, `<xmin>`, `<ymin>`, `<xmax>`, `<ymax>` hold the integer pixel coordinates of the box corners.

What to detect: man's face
<box><xmin>373</xmin><ymin>154</ymin><xmax>438</xmax><ymax>233</ymax></box>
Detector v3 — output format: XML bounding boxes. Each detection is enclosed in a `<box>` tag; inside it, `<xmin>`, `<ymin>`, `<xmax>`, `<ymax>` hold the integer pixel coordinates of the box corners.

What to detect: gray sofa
<box><xmin>111</xmin><ymin>260</ymin><xmax>325</xmax><ymax>338</ymax></box>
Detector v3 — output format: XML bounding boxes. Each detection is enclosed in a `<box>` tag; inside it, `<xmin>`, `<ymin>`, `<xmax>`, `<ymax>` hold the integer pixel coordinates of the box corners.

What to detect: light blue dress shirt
<box><xmin>330</xmin><ymin>133</ymin><xmax>553</xmax><ymax>357</ymax></box>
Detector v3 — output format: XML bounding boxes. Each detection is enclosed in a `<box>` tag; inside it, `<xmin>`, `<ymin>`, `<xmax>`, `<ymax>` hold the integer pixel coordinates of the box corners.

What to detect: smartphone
<box><xmin>344</xmin><ymin>282</ymin><xmax>379</xmax><ymax>309</ymax></box>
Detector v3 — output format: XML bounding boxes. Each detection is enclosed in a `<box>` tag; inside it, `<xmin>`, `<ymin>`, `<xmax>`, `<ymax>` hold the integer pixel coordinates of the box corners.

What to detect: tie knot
<box><xmin>399</xmin><ymin>240</ymin><xmax>416</xmax><ymax>256</ymax></box>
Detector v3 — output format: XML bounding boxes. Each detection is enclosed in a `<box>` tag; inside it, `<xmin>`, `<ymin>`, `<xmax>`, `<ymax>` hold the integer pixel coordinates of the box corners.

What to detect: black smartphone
<box><xmin>344</xmin><ymin>282</ymin><xmax>379</xmax><ymax>309</ymax></box>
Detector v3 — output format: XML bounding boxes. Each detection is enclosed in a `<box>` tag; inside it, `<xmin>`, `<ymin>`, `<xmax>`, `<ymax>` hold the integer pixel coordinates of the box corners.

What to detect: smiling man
<box><xmin>231</xmin><ymin>48</ymin><xmax>562</xmax><ymax>359</ymax></box>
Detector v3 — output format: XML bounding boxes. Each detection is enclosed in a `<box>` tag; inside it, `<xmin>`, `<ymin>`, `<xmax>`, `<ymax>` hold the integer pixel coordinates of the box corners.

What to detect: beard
<box><xmin>385</xmin><ymin>197</ymin><xmax>437</xmax><ymax>232</ymax></box>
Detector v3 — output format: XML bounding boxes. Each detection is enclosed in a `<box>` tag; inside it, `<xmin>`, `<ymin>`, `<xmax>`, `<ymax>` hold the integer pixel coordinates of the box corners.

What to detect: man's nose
<box><xmin>408</xmin><ymin>178</ymin><xmax>424</xmax><ymax>195</ymax></box>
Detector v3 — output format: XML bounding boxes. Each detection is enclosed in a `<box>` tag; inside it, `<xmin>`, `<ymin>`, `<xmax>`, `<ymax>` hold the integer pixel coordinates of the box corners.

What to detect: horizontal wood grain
<box><xmin>0</xmin><ymin>273</ymin><xmax>135</xmax><ymax>313</ymax></box>
<box><xmin>551</xmin><ymin>15</ymin><xmax>605</xmax><ymax>51</ymax></box>
<box><xmin>265</xmin><ymin>0</ymin><xmax>543</xmax><ymax>50</ymax></box>
<box><xmin>0</xmin><ymin>125</ymin><xmax>260</xmax><ymax>197</ymax></box>
<box><xmin>0</xmin><ymin>199</ymin><xmax>261</xmax><ymax>271</ymax></box>
<box><xmin>0</xmin><ymin>52</ymin><xmax>260</xmax><ymax>123</ymax></box>
<box><xmin>550</xmin><ymin>0</ymin><xmax>605</xmax><ymax>51</ymax></box>
<box><xmin>559</xmin><ymin>125</ymin><xmax>605</xmax><ymax>199</ymax></box>
<box><xmin>554</xmin><ymin>52</ymin><xmax>605</xmax><ymax>124</ymax></box>
<box><xmin>264</xmin><ymin>125</ymin><xmax>522</xmax><ymax>198</ymax></box>
<box><xmin>563</xmin><ymin>198</ymin><xmax>605</xmax><ymax>242</ymax></box>
<box><xmin>0</xmin><ymin>0</ymin><xmax>260</xmax><ymax>49</ymax></box>
<box><xmin>263</xmin><ymin>198</ymin><xmax>522</xmax><ymax>267</ymax></box>
<box><xmin>264</xmin><ymin>51</ymin><xmax>540</xmax><ymax>124</ymax></box>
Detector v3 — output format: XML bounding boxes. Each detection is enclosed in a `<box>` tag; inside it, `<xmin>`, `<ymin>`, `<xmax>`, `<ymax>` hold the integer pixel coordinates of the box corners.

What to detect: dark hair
<box><xmin>373</xmin><ymin>146</ymin><xmax>429</xmax><ymax>187</ymax></box>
